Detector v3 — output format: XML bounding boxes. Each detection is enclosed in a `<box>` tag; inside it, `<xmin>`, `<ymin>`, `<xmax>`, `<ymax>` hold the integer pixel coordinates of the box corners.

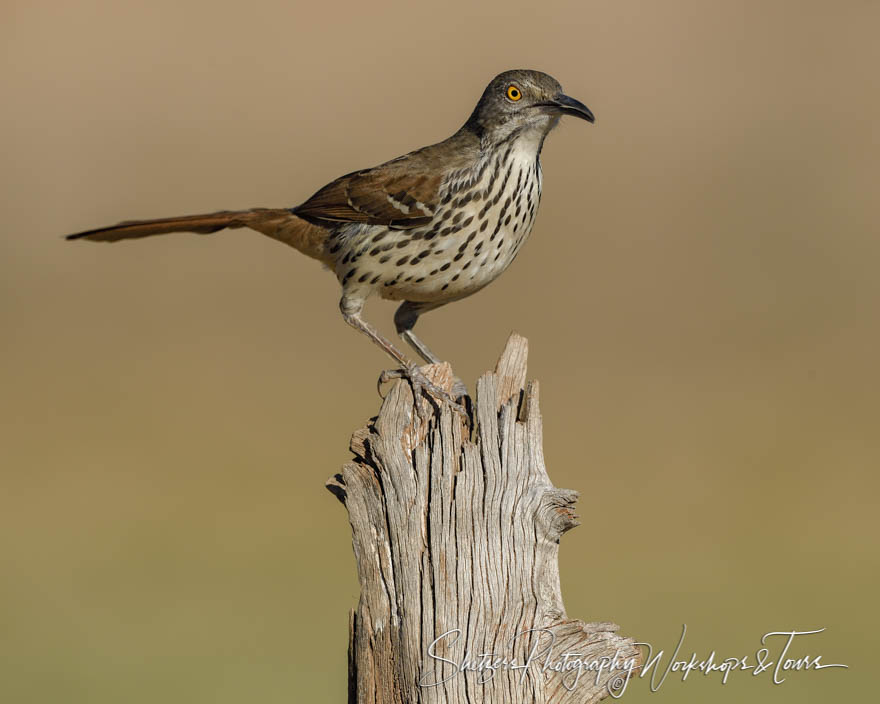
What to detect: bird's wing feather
<box><xmin>292</xmin><ymin>149</ymin><xmax>448</xmax><ymax>229</ymax></box>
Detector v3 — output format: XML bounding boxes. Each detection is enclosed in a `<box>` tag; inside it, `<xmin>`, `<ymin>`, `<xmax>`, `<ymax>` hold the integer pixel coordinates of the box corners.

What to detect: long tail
<box><xmin>65</xmin><ymin>210</ymin><xmax>255</xmax><ymax>241</ymax></box>
<box><xmin>65</xmin><ymin>208</ymin><xmax>334</xmax><ymax>265</ymax></box>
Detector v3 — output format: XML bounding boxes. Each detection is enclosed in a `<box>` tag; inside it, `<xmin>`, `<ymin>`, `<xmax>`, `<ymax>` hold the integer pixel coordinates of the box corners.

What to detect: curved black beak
<box><xmin>539</xmin><ymin>93</ymin><xmax>595</xmax><ymax>123</ymax></box>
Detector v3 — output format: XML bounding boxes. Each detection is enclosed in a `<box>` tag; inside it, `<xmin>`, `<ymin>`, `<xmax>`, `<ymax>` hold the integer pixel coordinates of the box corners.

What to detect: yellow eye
<box><xmin>506</xmin><ymin>85</ymin><xmax>522</xmax><ymax>101</ymax></box>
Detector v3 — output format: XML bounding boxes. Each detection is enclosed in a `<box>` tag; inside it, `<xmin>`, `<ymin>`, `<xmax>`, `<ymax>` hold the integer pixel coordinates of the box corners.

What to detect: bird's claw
<box><xmin>378</xmin><ymin>365</ymin><xmax>467</xmax><ymax>419</ymax></box>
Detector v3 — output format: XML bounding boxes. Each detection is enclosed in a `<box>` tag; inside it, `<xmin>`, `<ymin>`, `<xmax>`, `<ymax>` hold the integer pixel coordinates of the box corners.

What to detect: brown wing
<box><xmin>292</xmin><ymin>149</ymin><xmax>446</xmax><ymax>229</ymax></box>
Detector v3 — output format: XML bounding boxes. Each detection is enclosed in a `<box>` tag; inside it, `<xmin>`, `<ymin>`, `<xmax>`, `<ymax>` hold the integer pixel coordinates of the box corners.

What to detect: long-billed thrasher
<box><xmin>66</xmin><ymin>69</ymin><xmax>594</xmax><ymax>412</ymax></box>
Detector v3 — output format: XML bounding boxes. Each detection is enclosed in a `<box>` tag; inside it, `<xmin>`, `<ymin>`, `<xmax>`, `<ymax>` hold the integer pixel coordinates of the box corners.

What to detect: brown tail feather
<box><xmin>65</xmin><ymin>208</ymin><xmax>335</xmax><ymax>266</ymax></box>
<box><xmin>65</xmin><ymin>210</ymin><xmax>258</xmax><ymax>242</ymax></box>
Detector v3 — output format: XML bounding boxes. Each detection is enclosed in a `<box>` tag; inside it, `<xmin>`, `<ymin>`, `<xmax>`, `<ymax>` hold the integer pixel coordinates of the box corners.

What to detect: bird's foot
<box><xmin>379</xmin><ymin>364</ymin><xmax>467</xmax><ymax>419</ymax></box>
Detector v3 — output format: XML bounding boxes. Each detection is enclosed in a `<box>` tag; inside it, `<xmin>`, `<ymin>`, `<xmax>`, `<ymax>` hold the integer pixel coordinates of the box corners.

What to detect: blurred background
<box><xmin>2</xmin><ymin>0</ymin><xmax>877</xmax><ymax>701</ymax></box>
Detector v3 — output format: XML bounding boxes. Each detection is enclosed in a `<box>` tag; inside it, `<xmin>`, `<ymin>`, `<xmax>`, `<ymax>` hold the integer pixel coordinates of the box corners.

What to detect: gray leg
<box><xmin>340</xmin><ymin>295</ymin><xmax>464</xmax><ymax>415</ymax></box>
<box><xmin>394</xmin><ymin>301</ymin><xmax>446</xmax><ymax>365</ymax></box>
<box><xmin>342</xmin><ymin>295</ymin><xmax>411</xmax><ymax>367</ymax></box>
<box><xmin>394</xmin><ymin>301</ymin><xmax>468</xmax><ymax>398</ymax></box>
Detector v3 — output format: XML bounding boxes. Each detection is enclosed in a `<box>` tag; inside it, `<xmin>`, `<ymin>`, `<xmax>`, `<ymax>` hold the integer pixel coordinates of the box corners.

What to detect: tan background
<box><xmin>2</xmin><ymin>0</ymin><xmax>877</xmax><ymax>701</ymax></box>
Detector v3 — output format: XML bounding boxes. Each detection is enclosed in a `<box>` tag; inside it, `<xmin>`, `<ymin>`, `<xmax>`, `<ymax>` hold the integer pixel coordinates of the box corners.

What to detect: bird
<box><xmin>66</xmin><ymin>69</ymin><xmax>594</xmax><ymax>413</ymax></box>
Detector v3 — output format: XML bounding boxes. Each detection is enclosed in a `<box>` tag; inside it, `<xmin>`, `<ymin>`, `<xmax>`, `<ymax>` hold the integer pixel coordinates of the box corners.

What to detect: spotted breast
<box><xmin>334</xmin><ymin>131</ymin><xmax>544</xmax><ymax>305</ymax></box>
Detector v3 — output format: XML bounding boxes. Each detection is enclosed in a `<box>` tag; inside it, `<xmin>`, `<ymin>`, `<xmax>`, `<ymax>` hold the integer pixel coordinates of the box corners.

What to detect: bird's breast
<box><xmin>336</xmin><ymin>141</ymin><xmax>543</xmax><ymax>303</ymax></box>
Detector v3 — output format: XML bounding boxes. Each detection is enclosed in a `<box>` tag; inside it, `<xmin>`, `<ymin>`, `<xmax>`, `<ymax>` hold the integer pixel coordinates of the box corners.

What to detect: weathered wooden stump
<box><xmin>327</xmin><ymin>334</ymin><xmax>641</xmax><ymax>703</ymax></box>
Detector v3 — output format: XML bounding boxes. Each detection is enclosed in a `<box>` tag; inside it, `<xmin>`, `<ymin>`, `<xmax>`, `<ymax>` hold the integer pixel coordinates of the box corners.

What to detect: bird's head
<box><xmin>465</xmin><ymin>69</ymin><xmax>594</xmax><ymax>145</ymax></box>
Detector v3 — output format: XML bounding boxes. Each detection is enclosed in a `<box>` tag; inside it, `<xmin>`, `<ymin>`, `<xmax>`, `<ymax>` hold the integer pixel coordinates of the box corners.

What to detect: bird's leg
<box><xmin>394</xmin><ymin>301</ymin><xmax>469</xmax><ymax>399</ymax></box>
<box><xmin>340</xmin><ymin>296</ymin><xmax>464</xmax><ymax>417</ymax></box>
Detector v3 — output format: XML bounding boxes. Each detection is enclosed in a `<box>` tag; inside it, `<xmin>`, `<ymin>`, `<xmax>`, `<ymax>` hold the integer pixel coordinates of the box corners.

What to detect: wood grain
<box><xmin>328</xmin><ymin>334</ymin><xmax>641</xmax><ymax>703</ymax></box>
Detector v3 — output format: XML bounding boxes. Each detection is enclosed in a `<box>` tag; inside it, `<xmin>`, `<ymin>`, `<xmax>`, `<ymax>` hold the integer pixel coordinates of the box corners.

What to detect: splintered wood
<box><xmin>327</xmin><ymin>333</ymin><xmax>640</xmax><ymax>703</ymax></box>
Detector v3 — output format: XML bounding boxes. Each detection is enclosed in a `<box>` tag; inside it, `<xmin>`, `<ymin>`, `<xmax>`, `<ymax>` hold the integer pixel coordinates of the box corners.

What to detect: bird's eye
<box><xmin>506</xmin><ymin>85</ymin><xmax>522</xmax><ymax>101</ymax></box>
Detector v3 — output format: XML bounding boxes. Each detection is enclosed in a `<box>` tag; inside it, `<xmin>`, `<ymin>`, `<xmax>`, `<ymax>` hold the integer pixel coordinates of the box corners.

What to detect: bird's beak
<box><xmin>541</xmin><ymin>93</ymin><xmax>595</xmax><ymax>123</ymax></box>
